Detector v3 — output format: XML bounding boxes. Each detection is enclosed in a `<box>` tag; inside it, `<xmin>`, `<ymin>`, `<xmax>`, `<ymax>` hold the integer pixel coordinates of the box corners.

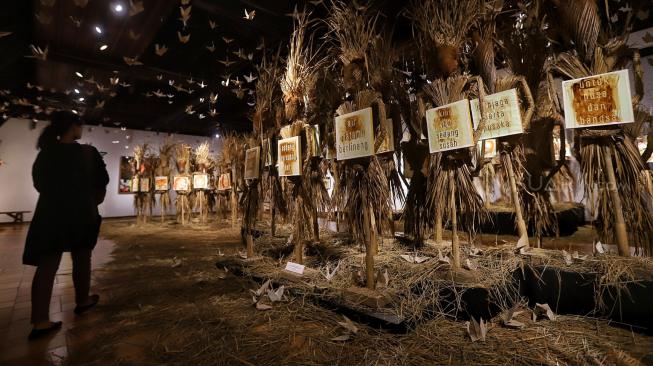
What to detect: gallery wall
<box><xmin>0</xmin><ymin>118</ymin><xmax>221</xmax><ymax>223</ymax></box>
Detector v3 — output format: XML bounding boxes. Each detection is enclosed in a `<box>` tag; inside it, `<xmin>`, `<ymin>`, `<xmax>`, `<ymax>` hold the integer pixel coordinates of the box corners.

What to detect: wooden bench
<box><xmin>0</xmin><ymin>211</ymin><xmax>31</xmax><ymax>223</ymax></box>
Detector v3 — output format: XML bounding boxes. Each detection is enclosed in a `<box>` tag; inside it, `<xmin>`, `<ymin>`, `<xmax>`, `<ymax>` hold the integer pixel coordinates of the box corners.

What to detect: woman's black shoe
<box><xmin>74</xmin><ymin>294</ymin><xmax>99</xmax><ymax>315</ymax></box>
<box><xmin>28</xmin><ymin>321</ymin><xmax>62</xmax><ymax>341</ymax></box>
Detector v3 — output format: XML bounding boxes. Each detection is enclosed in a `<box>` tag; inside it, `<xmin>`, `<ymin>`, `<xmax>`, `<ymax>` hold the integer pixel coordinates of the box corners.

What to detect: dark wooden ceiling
<box><xmin>0</xmin><ymin>0</ymin><xmax>650</xmax><ymax>136</ymax></box>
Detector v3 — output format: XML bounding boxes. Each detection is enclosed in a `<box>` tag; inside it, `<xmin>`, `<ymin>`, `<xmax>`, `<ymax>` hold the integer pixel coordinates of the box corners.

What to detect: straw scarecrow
<box><xmin>279</xmin><ymin>9</ymin><xmax>329</xmax><ymax>263</ymax></box>
<box><xmin>154</xmin><ymin>138</ymin><xmax>174</xmax><ymax>223</ymax></box>
<box><xmin>254</xmin><ymin>52</ymin><xmax>286</xmax><ymax>237</ymax></box>
<box><xmin>548</xmin><ymin>0</ymin><xmax>653</xmax><ymax>255</ymax></box>
<box><xmin>174</xmin><ymin>143</ymin><xmax>192</xmax><ymax>224</ymax></box>
<box><xmin>327</xmin><ymin>1</ymin><xmax>392</xmax><ymax>288</ymax></box>
<box><xmin>193</xmin><ymin>142</ymin><xmax>213</xmax><ymax>223</ymax></box>
<box><xmin>133</xmin><ymin>144</ymin><xmax>154</xmax><ymax>224</ymax></box>
<box><xmin>490</xmin><ymin>0</ymin><xmax>562</xmax><ymax>244</ymax></box>
<box><xmin>410</xmin><ymin>0</ymin><xmax>488</xmax><ymax>267</ymax></box>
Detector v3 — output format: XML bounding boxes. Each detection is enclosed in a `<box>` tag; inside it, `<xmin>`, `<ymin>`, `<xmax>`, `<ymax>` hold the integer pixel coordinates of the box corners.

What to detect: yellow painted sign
<box><xmin>562</xmin><ymin>69</ymin><xmax>634</xmax><ymax>129</ymax></box>
<box><xmin>426</xmin><ymin>99</ymin><xmax>474</xmax><ymax>154</ymax></box>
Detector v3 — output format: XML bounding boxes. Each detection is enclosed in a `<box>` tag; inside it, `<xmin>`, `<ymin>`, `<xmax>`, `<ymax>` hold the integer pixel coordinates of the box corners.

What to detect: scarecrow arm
<box><xmin>631</xmin><ymin>49</ymin><xmax>643</xmax><ymax>106</ymax></box>
<box><xmin>516</xmin><ymin>76</ymin><xmax>535</xmax><ymax>132</ymax></box>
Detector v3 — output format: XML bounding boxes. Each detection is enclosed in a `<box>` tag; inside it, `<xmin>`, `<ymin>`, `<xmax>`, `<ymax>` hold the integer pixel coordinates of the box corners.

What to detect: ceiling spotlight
<box><xmin>94</xmin><ymin>26</ymin><xmax>103</xmax><ymax>34</ymax></box>
<box><xmin>113</xmin><ymin>3</ymin><xmax>124</xmax><ymax>12</ymax></box>
<box><xmin>75</xmin><ymin>71</ymin><xmax>84</xmax><ymax>78</ymax></box>
<box><xmin>215</xmin><ymin>134</ymin><xmax>220</xmax><ymax>138</ymax></box>
<box><xmin>99</xmin><ymin>44</ymin><xmax>108</xmax><ymax>51</ymax></box>
<box><xmin>112</xmin><ymin>140</ymin><xmax>120</xmax><ymax>144</ymax></box>
<box><xmin>78</xmin><ymin>97</ymin><xmax>85</xmax><ymax>102</ymax></box>
<box><xmin>74</xmin><ymin>88</ymin><xmax>80</xmax><ymax>94</ymax></box>
<box><xmin>71</xmin><ymin>109</ymin><xmax>78</xmax><ymax>115</ymax></box>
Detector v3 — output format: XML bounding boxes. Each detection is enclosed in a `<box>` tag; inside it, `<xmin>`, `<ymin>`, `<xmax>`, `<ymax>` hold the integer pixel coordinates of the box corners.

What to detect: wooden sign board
<box><xmin>139</xmin><ymin>177</ymin><xmax>150</xmax><ymax>192</ymax></box>
<box><xmin>426</xmin><ymin>99</ymin><xmax>474</xmax><ymax>154</ymax></box>
<box><xmin>173</xmin><ymin>176</ymin><xmax>191</xmax><ymax>192</ymax></box>
<box><xmin>217</xmin><ymin>173</ymin><xmax>231</xmax><ymax>191</ymax></box>
<box><xmin>471</xmin><ymin>88</ymin><xmax>523</xmax><ymax>140</ymax></box>
<box><xmin>562</xmin><ymin>69</ymin><xmax>634</xmax><ymax>129</ymax></box>
<box><xmin>193</xmin><ymin>173</ymin><xmax>209</xmax><ymax>189</ymax></box>
<box><xmin>376</xmin><ymin>118</ymin><xmax>395</xmax><ymax>154</ymax></box>
<box><xmin>335</xmin><ymin>107</ymin><xmax>374</xmax><ymax>160</ymax></box>
<box><xmin>278</xmin><ymin>136</ymin><xmax>301</xmax><ymax>177</ymax></box>
<box><xmin>244</xmin><ymin>147</ymin><xmax>260</xmax><ymax>180</ymax></box>
<box><xmin>154</xmin><ymin>176</ymin><xmax>169</xmax><ymax>191</ymax></box>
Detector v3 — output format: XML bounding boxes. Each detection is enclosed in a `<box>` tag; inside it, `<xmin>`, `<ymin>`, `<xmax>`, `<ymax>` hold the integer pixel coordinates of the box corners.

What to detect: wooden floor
<box><xmin>0</xmin><ymin>223</ymin><xmax>115</xmax><ymax>365</ymax></box>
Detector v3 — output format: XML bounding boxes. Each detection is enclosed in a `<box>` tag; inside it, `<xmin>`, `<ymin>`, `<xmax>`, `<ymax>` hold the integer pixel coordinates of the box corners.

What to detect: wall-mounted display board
<box><xmin>278</xmin><ymin>136</ymin><xmax>301</xmax><ymax>177</ymax></box>
<box><xmin>562</xmin><ymin>69</ymin><xmax>634</xmax><ymax>129</ymax></box>
<box><xmin>119</xmin><ymin>156</ymin><xmax>136</xmax><ymax>194</ymax></box>
<box><xmin>376</xmin><ymin>118</ymin><xmax>395</xmax><ymax>154</ymax></box>
<box><xmin>217</xmin><ymin>173</ymin><xmax>232</xmax><ymax>191</ymax></box>
<box><xmin>335</xmin><ymin>107</ymin><xmax>374</xmax><ymax>160</ymax></box>
<box><xmin>154</xmin><ymin>176</ymin><xmax>169</xmax><ymax>191</ymax></box>
<box><xmin>426</xmin><ymin>100</ymin><xmax>474</xmax><ymax>154</ymax></box>
<box><xmin>244</xmin><ymin>146</ymin><xmax>261</xmax><ymax>180</ymax></box>
<box><xmin>471</xmin><ymin>89</ymin><xmax>523</xmax><ymax>140</ymax></box>
<box><xmin>192</xmin><ymin>173</ymin><xmax>209</xmax><ymax>189</ymax></box>
<box><xmin>173</xmin><ymin>176</ymin><xmax>191</xmax><ymax>192</ymax></box>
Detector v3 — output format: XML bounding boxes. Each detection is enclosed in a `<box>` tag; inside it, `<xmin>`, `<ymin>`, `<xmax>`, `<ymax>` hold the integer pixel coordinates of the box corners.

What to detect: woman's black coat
<box><xmin>24</xmin><ymin>143</ymin><xmax>109</xmax><ymax>265</ymax></box>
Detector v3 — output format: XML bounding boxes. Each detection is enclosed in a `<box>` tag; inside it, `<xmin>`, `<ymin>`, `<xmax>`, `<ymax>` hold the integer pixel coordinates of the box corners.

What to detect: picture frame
<box><xmin>173</xmin><ymin>175</ymin><xmax>191</xmax><ymax>192</ymax></box>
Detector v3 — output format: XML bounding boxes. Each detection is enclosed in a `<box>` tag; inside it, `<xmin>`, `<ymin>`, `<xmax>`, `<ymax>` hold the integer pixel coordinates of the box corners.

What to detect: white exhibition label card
<box><xmin>278</xmin><ymin>136</ymin><xmax>302</xmax><ymax>176</ymax></box>
<box><xmin>192</xmin><ymin>173</ymin><xmax>209</xmax><ymax>189</ymax></box>
<box><xmin>154</xmin><ymin>176</ymin><xmax>169</xmax><ymax>191</ymax></box>
<box><xmin>425</xmin><ymin>99</ymin><xmax>474</xmax><ymax>154</ymax></box>
<box><xmin>244</xmin><ymin>146</ymin><xmax>261</xmax><ymax>180</ymax></box>
<box><xmin>471</xmin><ymin>88</ymin><xmax>524</xmax><ymax>140</ymax></box>
<box><xmin>217</xmin><ymin>173</ymin><xmax>231</xmax><ymax>191</ymax></box>
<box><xmin>284</xmin><ymin>261</ymin><xmax>305</xmax><ymax>275</ymax></box>
<box><xmin>173</xmin><ymin>176</ymin><xmax>190</xmax><ymax>191</ymax></box>
<box><xmin>561</xmin><ymin>69</ymin><xmax>634</xmax><ymax>129</ymax></box>
<box><xmin>335</xmin><ymin>107</ymin><xmax>374</xmax><ymax>160</ymax></box>
<box><xmin>375</xmin><ymin>118</ymin><xmax>395</xmax><ymax>154</ymax></box>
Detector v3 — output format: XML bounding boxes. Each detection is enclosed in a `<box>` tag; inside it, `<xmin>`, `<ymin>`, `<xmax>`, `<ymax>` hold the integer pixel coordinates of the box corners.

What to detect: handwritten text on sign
<box><xmin>278</xmin><ymin>136</ymin><xmax>301</xmax><ymax>177</ymax></box>
<box><xmin>244</xmin><ymin>147</ymin><xmax>260</xmax><ymax>180</ymax></box>
<box><xmin>335</xmin><ymin>107</ymin><xmax>375</xmax><ymax>160</ymax></box>
<box><xmin>426</xmin><ymin>99</ymin><xmax>474</xmax><ymax>154</ymax></box>
<box><xmin>562</xmin><ymin>69</ymin><xmax>634</xmax><ymax>129</ymax></box>
<box><xmin>471</xmin><ymin>88</ymin><xmax>523</xmax><ymax>140</ymax></box>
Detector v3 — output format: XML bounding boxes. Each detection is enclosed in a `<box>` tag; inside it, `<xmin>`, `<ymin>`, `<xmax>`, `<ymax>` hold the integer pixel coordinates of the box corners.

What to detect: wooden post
<box><xmin>312</xmin><ymin>206</ymin><xmax>320</xmax><ymax>241</ymax></box>
<box><xmin>270</xmin><ymin>176</ymin><xmax>276</xmax><ymax>236</ymax></box>
<box><xmin>181</xmin><ymin>195</ymin><xmax>186</xmax><ymax>225</ymax></box>
<box><xmin>449</xmin><ymin>170</ymin><xmax>461</xmax><ymax>269</ymax></box>
<box><xmin>434</xmin><ymin>207</ymin><xmax>443</xmax><ymax>243</ymax></box>
<box><xmin>294</xmin><ymin>199</ymin><xmax>303</xmax><ymax>264</ymax></box>
<box><xmin>369</xmin><ymin>203</ymin><xmax>377</xmax><ymax>255</ymax></box>
<box><xmin>602</xmin><ymin>145</ymin><xmax>630</xmax><ymax>256</ymax></box>
<box><xmin>484</xmin><ymin>173</ymin><xmax>491</xmax><ymax>209</ymax></box>
<box><xmin>363</xmin><ymin>199</ymin><xmax>375</xmax><ymax>289</ymax></box>
<box><xmin>246</xmin><ymin>233</ymin><xmax>254</xmax><ymax>258</ymax></box>
<box><xmin>230</xmin><ymin>189</ymin><xmax>237</xmax><ymax>229</ymax></box>
<box><xmin>505</xmin><ymin>153</ymin><xmax>529</xmax><ymax>247</ymax></box>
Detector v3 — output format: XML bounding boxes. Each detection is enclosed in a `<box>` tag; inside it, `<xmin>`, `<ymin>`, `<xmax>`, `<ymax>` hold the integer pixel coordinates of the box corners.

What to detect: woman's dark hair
<box><xmin>37</xmin><ymin>111</ymin><xmax>82</xmax><ymax>149</ymax></box>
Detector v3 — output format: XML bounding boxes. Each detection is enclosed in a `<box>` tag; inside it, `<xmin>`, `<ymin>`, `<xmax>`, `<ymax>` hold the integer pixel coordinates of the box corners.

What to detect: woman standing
<box><xmin>24</xmin><ymin>111</ymin><xmax>109</xmax><ymax>340</ymax></box>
